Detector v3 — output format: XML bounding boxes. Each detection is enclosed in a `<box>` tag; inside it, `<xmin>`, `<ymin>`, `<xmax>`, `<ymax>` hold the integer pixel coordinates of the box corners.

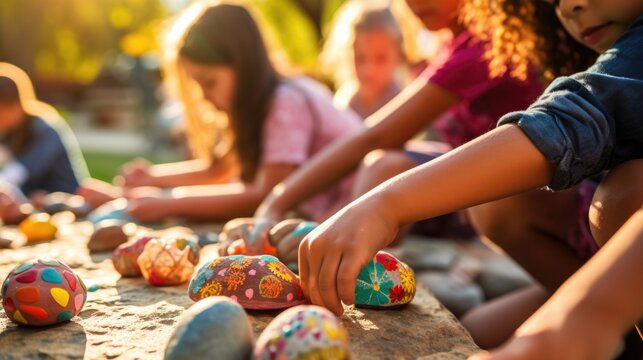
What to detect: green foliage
<box><xmin>0</xmin><ymin>0</ymin><xmax>167</xmax><ymax>83</ymax></box>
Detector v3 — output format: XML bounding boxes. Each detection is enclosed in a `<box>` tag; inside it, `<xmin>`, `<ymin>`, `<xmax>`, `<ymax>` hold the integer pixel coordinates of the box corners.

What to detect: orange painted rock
<box><xmin>137</xmin><ymin>237</ymin><xmax>200</xmax><ymax>286</ymax></box>
<box><xmin>255</xmin><ymin>305</ymin><xmax>350</xmax><ymax>360</ymax></box>
<box><xmin>18</xmin><ymin>213</ymin><xmax>57</xmax><ymax>243</ymax></box>
<box><xmin>188</xmin><ymin>255</ymin><xmax>307</xmax><ymax>310</ymax></box>
<box><xmin>112</xmin><ymin>235</ymin><xmax>158</xmax><ymax>277</ymax></box>
<box><xmin>354</xmin><ymin>251</ymin><xmax>416</xmax><ymax>309</ymax></box>
<box><xmin>1</xmin><ymin>258</ymin><xmax>87</xmax><ymax>326</ymax></box>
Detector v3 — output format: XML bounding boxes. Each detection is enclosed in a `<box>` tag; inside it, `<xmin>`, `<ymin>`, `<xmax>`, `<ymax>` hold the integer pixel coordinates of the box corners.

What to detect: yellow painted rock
<box><xmin>18</xmin><ymin>213</ymin><xmax>57</xmax><ymax>242</ymax></box>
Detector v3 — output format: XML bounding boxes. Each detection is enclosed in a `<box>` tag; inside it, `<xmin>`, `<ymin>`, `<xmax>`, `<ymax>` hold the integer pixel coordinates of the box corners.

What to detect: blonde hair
<box><xmin>319</xmin><ymin>0</ymin><xmax>411</xmax><ymax>89</ymax></box>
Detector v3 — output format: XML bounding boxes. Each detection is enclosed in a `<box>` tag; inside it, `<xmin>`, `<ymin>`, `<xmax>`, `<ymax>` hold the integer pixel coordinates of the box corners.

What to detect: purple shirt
<box><xmin>424</xmin><ymin>31</ymin><xmax>543</xmax><ymax>148</ymax></box>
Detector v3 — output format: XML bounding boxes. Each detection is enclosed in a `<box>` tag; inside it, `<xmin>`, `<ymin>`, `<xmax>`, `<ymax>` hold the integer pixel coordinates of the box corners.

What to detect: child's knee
<box><xmin>590</xmin><ymin>160</ymin><xmax>643</xmax><ymax>246</ymax></box>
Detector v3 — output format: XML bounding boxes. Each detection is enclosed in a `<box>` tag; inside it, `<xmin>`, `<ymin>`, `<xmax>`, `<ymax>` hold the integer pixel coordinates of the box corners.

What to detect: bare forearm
<box><xmin>168</xmin><ymin>183</ymin><xmax>265</xmax><ymax>220</ymax></box>
<box><xmin>150</xmin><ymin>159</ymin><xmax>237</xmax><ymax>187</ymax></box>
<box><xmin>555</xmin><ymin>208</ymin><xmax>643</xmax><ymax>333</ymax></box>
<box><xmin>366</xmin><ymin>125</ymin><xmax>553</xmax><ymax>225</ymax></box>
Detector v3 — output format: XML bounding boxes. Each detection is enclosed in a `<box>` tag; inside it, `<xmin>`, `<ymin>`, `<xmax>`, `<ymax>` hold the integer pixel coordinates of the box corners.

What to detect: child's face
<box><xmin>0</xmin><ymin>102</ymin><xmax>24</xmax><ymax>134</ymax></box>
<box><xmin>353</xmin><ymin>29</ymin><xmax>403</xmax><ymax>92</ymax></box>
<box><xmin>404</xmin><ymin>0</ymin><xmax>461</xmax><ymax>31</ymax></box>
<box><xmin>181</xmin><ymin>58</ymin><xmax>236</xmax><ymax>113</ymax></box>
<box><xmin>551</xmin><ymin>0</ymin><xmax>643</xmax><ymax>53</ymax></box>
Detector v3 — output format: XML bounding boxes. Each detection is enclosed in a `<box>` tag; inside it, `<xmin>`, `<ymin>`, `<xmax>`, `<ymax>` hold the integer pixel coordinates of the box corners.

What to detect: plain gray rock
<box><xmin>164</xmin><ymin>297</ymin><xmax>254</xmax><ymax>360</ymax></box>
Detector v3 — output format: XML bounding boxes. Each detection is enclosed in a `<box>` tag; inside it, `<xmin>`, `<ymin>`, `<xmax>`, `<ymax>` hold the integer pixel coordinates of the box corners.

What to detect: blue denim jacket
<box><xmin>498</xmin><ymin>16</ymin><xmax>643</xmax><ymax>190</ymax></box>
<box><xmin>14</xmin><ymin>116</ymin><xmax>87</xmax><ymax>194</ymax></box>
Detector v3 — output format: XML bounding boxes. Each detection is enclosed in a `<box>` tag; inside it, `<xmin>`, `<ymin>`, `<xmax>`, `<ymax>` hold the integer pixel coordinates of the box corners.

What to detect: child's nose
<box><xmin>558</xmin><ymin>0</ymin><xmax>587</xmax><ymax>18</ymax></box>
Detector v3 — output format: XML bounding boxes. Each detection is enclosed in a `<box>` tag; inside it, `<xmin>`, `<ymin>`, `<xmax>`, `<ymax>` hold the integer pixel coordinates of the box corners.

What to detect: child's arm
<box><xmin>120</xmin><ymin>158</ymin><xmax>238</xmax><ymax>189</ymax></box>
<box><xmin>471</xmin><ymin>207</ymin><xmax>643</xmax><ymax>360</ymax></box>
<box><xmin>256</xmin><ymin>78</ymin><xmax>459</xmax><ymax>220</ymax></box>
<box><xmin>298</xmin><ymin>124</ymin><xmax>553</xmax><ymax>315</ymax></box>
<box><xmin>126</xmin><ymin>163</ymin><xmax>296</xmax><ymax>222</ymax></box>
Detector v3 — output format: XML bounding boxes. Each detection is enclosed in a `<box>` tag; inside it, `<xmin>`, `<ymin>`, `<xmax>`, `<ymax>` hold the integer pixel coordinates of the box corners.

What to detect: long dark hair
<box><xmin>178</xmin><ymin>3</ymin><xmax>280</xmax><ymax>182</ymax></box>
<box><xmin>463</xmin><ymin>0</ymin><xmax>598</xmax><ymax>82</ymax></box>
<box><xmin>0</xmin><ymin>75</ymin><xmax>33</xmax><ymax>155</ymax></box>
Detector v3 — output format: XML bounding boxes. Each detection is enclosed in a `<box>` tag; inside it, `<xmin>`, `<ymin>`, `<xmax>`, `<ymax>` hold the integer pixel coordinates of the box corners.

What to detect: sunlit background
<box><xmin>0</xmin><ymin>0</ymin><xmax>436</xmax><ymax>181</ymax></box>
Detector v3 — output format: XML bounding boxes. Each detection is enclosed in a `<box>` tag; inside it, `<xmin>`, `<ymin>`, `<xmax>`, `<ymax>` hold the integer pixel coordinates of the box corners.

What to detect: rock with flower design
<box><xmin>219</xmin><ymin>218</ymin><xmax>277</xmax><ymax>256</ymax></box>
<box><xmin>355</xmin><ymin>251</ymin><xmax>416</xmax><ymax>309</ymax></box>
<box><xmin>254</xmin><ymin>305</ymin><xmax>350</xmax><ymax>360</ymax></box>
<box><xmin>137</xmin><ymin>237</ymin><xmax>200</xmax><ymax>286</ymax></box>
<box><xmin>188</xmin><ymin>255</ymin><xmax>307</xmax><ymax>310</ymax></box>
<box><xmin>1</xmin><ymin>258</ymin><xmax>87</xmax><ymax>326</ymax></box>
<box><xmin>112</xmin><ymin>235</ymin><xmax>158</xmax><ymax>277</ymax></box>
<box><xmin>164</xmin><ymin>296</ymin><xmax>254</xmax><ymax>360</ymax></box>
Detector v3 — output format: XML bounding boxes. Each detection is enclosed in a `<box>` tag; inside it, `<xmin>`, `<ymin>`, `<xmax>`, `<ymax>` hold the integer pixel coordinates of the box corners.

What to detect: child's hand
<box><xmin>76</xmin><ymin>178</ymin><xmax>122</xmax><ymax>209</ymax></box>
<box><xmin>118</xmin><ymin>158</ymin><xmax>154</xmax><ymax>188</ymax></box>
<box><xmin>298</xmin><ymin>198</ymin><xmax>399</xmax><ymax>316</ymax></box>
<box><xmin>127</xmin><ymin>196</ymin><xmax>170</xmax><ymax>223</ymax></box>
<box><xmin>269</xmin><ymin>219</ymin><xmax>318</xmax><ymax>263</ymax></box>
<box><xmin>218</xmin><ymin>218</ymin><xmax>276</xmax><ymax>256</ymax></box>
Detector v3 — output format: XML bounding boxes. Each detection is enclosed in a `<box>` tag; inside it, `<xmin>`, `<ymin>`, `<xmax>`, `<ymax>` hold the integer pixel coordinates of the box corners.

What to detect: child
<box><xmin>256</xmin><ymin>0</ymin><xmax>546</xmax><ymax>249</ymax></box>
<box><xmin>0</xmin><ymin>62</ymin><xmax>88</xmax><ymax>224</ymax></box>
<box><xmin>472</xmin><ymin>202</ymin><xmax>643</xmax><ymax>359</ymax></box>
<box><xmin>320</xmin><ymin>0</ymin><xmax>407</xmax><ymax>119</ymax></box>
<box><xmin>296</xmin><ymin>0</ymin><xmax>643</xmax><ymax>357</ymax></box>
<box><xmin>80</xmin><ymin>1</ymin><xmax>362</xmax><ymax>223</ymax></box>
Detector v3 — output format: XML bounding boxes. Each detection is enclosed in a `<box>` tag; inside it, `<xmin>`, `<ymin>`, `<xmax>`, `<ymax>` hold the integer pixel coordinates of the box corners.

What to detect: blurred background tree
<box><xmin>0</xmin><ymin>0</ymin><xmax>345</xmax><ymax>86</ymax></box>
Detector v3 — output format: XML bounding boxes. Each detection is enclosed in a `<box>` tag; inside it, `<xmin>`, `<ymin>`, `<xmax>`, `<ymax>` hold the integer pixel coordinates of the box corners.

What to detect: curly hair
<box><xmin>463</xmin><ymin>0</ymin><xmax>598</xmax><ymax>82</ymax></box>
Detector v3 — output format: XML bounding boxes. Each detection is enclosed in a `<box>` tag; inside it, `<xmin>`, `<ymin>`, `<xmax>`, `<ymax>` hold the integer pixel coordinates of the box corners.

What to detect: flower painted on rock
<box><xmin>355</xmin><ymin>262</ymin><xmax>394</xmax><ymax>305</ymax></box>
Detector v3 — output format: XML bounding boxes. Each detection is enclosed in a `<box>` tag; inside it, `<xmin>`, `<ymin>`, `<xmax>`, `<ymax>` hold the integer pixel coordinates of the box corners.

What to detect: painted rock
<box><xmin>18</xmin><ymin>213</ymin><xmax>57</xmax><ymax>242</ymax></box>
<box><xmin>137</xmin><ymin>237</ymin><xmax>200</xmax><ymax>286</ymax></box>
<box><xmin>164</xmin><ymin>297</ymin><xmax>254</xmax><ymax>360</ymax></box>
<box><xmin>112</xmin><ymin>235</ymin><xmax>158</xmax><ymax>277</ymax></box>
<box><xmin>254</xmin><ymin>305</ymin><xmax>350</xmax><ymax>360</ymax></box>
<box><xmin>88</xmin><ymin>220</ymin><xmax>136</xmax><ymax>252</ymax></box>
<box><xmin>220</xmin><ymin>218</ymin><xmax>276</xmax><ymax>256</ymax></box>
<box><xmin>188</xmin><ymin>255</ymin><xmax>307</xmax><ymax>310</ymax></box>
<box><xmin>1</xmin><ymin>258</ymin><xmax>87</xmax><ymax>326</ymax></box>
<box><xmin>355</xmin><ymin>251</ymin><xmax>416</xmax><ymax>309</ymax></box>
<box><xmin>87</xmin><ymin>198</ymin><xmax>133</xmax><ymax>224</ymax></box>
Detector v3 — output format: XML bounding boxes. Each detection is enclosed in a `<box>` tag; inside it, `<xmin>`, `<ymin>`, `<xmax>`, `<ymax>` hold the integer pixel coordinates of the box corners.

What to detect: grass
<box><xmin>83</xmin><ymin>151</ymin><xmax>179</xmax><ymax>182</ymax></box>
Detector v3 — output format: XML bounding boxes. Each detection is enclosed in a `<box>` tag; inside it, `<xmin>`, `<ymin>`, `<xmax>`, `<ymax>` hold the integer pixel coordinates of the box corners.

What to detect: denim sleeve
<box><xmin>498</xmin><ymin>76</ymin><xmax>613</xmax><ymax>190</ymax></box>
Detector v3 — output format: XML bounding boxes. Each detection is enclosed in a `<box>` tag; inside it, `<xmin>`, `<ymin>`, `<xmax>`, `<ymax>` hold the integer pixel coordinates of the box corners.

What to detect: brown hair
<box><xmin>165</xmin><ymin>1</ymin><xmax>279</xmax><ymax>182</ymax></box>
<box><xmin>0</xmin><ymin>75</ymin><xmax>33</xmax><ymax>154</ymax></box>
<box><xmin>463</xmin><ymin>0</ymin><xmax>598</xmax><ymax>82</ymax></box>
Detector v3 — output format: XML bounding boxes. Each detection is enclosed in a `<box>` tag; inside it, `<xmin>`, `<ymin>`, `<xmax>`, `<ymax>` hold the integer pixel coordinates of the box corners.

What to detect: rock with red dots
<box><xmin>1</xmin><ymin>258</ymin><xmax>87</xmax><ymax>326</ymax></box>
<box><xmin>254</xmin><ymin>305</ymin><xmax>350</xmax><ymax>360</ymax></box>
<box><xmin>354</xmin><ymin>251</ymin><xmax>416</xmax><ymax>309</ymax></box>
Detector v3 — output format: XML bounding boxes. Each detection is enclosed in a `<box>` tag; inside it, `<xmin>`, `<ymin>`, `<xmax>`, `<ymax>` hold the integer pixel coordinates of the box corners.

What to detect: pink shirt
<box><xmin>261</xmin><ymin>77</ymin><xmax>363</xmax><ymax>221</ymax></box>
<box><xmin>424</xmin><ymin>31</ymin><xmax>543</xmax><ymax>148</ymax></box>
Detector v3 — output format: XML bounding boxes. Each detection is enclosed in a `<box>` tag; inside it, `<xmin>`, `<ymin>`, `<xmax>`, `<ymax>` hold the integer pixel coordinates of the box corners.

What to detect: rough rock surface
<box><xmin>0</xmin><ymin>222</ymin><xmax>479</xmax><ymax>359</ymax></box>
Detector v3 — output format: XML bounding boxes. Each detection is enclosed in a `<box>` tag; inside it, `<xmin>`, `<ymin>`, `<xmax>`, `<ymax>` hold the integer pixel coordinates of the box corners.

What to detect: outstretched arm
<box><xmin>298</xmin><ymin>124</ymin><xmax>553</xmax><ymax>315</ymax></box>
<box><xmin>471</xmin><ymin>206</ymin><xmax>643</xmax><ymax>360</ymax></box>
<box><xmin>256</xmin><ymin>78</ymin><xmax>459</xmax><ymax>221</ymax></box>
<box><xmin>119</xmin><ymin>158</ymin><xmax>238</xmax><ymax>189</ymax></box>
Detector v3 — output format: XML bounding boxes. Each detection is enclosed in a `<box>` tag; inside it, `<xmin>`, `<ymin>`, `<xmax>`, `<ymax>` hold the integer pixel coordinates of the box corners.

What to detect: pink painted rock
<box><xmin>254</xmin><ymin>305</ymin><xmax>350</xmax><ymax>360</ymax></box>
<box><xmin>188</xmin><ymin>255</ymin><xmax>307</xmax><ymax>310</ymax></box>
<box><xmin>355</xmin><ymin>251</ymin><xmax>416</xmax><ymax>309</ymax></box>
<box><xmin>137</xmin><ymin>237</ymin><xmax>200</xmax><ymax>286</ymax></box>
<box><xmin>111</xmin><ymin>235</ymin><xmax>158</xmax><ymax>277</ymax></box>
<box><xmin>1</xmin><ymin>258</ymin><xmax>87</xmax><ymax>326</ymax></box>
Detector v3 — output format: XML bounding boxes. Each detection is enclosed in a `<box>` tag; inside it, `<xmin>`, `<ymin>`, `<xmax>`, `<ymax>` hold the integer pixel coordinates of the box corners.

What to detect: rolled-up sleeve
<box><xmin>498</xmin><ymin>76</ymin><xmax>613</xmax><ymax>190</ymax></box>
